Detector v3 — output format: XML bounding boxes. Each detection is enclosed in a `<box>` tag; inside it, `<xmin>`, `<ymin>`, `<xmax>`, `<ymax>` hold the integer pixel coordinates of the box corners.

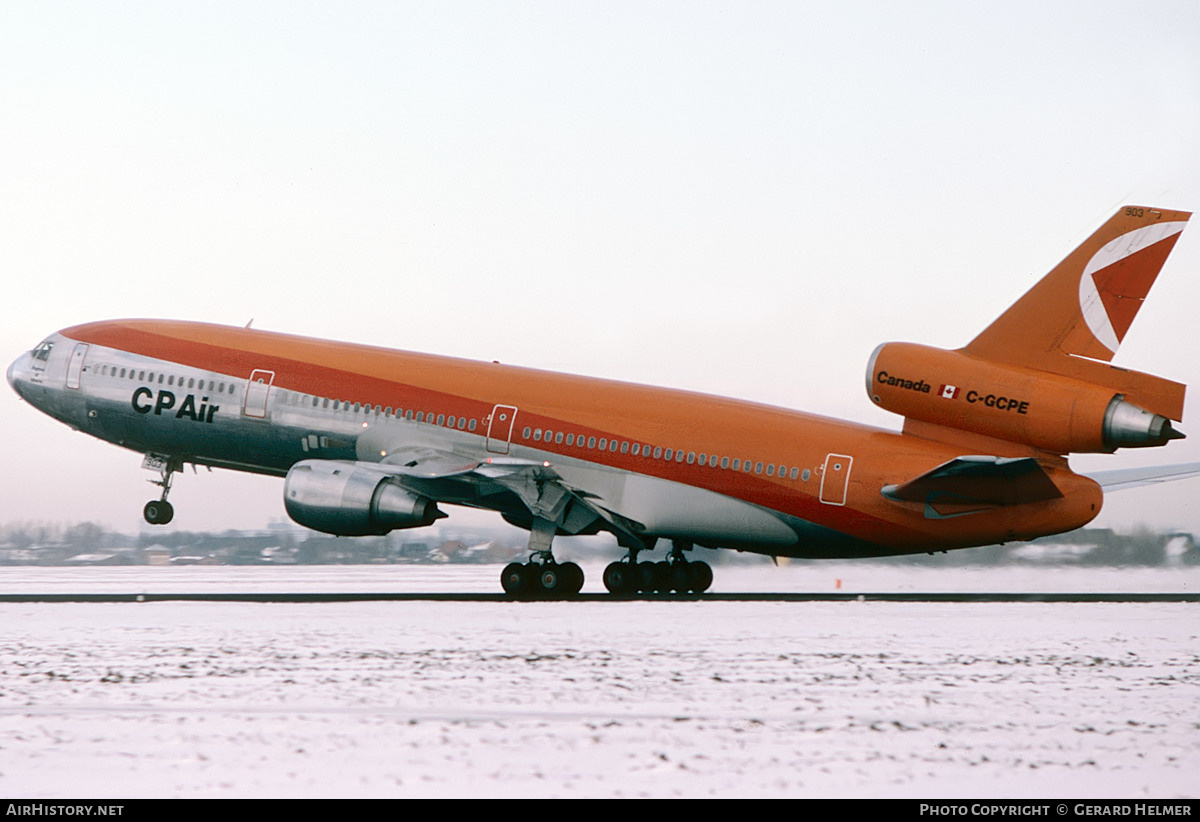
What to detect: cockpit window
<box><xmin>32</xmin><ymin>341</ymin><xmax>54</xmax><ymax>362</ymax></box>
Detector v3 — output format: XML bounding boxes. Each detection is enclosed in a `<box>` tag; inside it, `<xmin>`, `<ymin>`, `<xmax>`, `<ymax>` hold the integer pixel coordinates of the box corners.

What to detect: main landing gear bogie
<box><xmin>501</xmin><ymin>521</ymin><xmax>717</xmax><ymax>598</ymax></box>
<box><xmin>501</xmin><ymin>558</ymin><xmax>585</xmax><ymax>598</ymax></box>
<box><xmin>601</xmin><ymin>558</ymin><xmax>712</xmax><ymax>595</ymax></box>
<box><xmin>601</xmin><ymin>539</ymin><xmax>713</xmax><ymax>596</ymax></box>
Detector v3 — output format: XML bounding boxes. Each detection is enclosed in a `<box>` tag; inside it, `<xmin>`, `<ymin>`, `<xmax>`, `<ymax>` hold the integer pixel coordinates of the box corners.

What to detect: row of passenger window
<box><xmin>97</xmin><ymin>363</ymin><xmax>236</xmax><ymax>394</ymax></box>
<box><xmin>96</xmin><ymin>359</ymin><xmax>800</xmax><ymax>479</ymax></box>
<box><xmin>279</xmin><ymin>390</ymin><xmax>479</xmax><ymax>432</ymax></box>
<box><xmin>520</xmin><ymin>425</ymin><xmax>809</xmax><ymax>481</ymax></box>
<box><xmin>97</xmin><ymin>359</ymin><xmax>479</xmax><ymax>433</ymax></box>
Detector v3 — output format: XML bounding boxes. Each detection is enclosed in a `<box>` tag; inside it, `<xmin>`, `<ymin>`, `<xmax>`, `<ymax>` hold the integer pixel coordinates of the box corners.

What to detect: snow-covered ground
<box><xmin>0</xmin><ymin>565</ymin><xmax>1196</xmax><ymax>798</ymax></box>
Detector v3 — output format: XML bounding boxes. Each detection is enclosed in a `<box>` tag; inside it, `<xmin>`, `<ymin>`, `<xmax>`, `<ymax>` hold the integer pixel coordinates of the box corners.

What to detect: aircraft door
<box><xmin>243</xmin><ymin>369</ymin><xmax>275</xmax><ymax>418</ymax></box>
<box><xmin>819</xmin><ymin>453</ymin><xmax>853</xmax><ymax>506</ymax></box>
<box><xmin>486</xmin><ymin>404</ymin><xmax>518</xmax><ymax>454</ymax></box>
<box><xmin>66</xmin><ymin>343</ymin><xmax>89</xmax><ymax>390</ymax></box>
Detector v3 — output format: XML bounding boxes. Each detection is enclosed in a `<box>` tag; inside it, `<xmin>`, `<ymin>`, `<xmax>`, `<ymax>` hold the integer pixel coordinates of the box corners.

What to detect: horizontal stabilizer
<box><xmin>882</xmin><ymin>456</ymin><xmax>1064</xmax><ymax>508</ymax></box>
<box><xmin>1083</xmin><ymin>461</ymin><xmax>1200</xmax><ymax>492</ymax></box>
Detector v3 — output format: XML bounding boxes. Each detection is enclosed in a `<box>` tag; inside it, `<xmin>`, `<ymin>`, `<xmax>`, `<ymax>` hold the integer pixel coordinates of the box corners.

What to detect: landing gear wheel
<box><xmin>653</xmin><ymin>561</ymin><xmax>672</xmax><ymax>593</ymax></box>
<box><xmin>635</xmin><ymin>562</ymin><xmax>656</xmax><ymax>593</ymax></box>
<box><xmin>501</xmin><ymin>562</ymin><xmax>530</xmax><ymax>596</ymax></box>
<box><xmin>143</xmin><ymin>499</ymin><xmax>174</xmax><ymax>525</ymax></box>
<box><xmin>691</xmin><ymin>561</ymin><xmax>713</xmax><ymax>593</ymax></box>
<box><xmin>533</xmin><ymin>562</ymin><xmax>585</xmax><ymax>597</ymax></box>
<box><xmin>559</xmin><ymin>562</ymin><xmax>585</xmax><ymax>595</ymax></box>
<box><xmin>603</xmin><ymin>561</ymin><xmax>637</xmax><ymax>594</ymax></box>
<box><xmin>670</xmin><ymin>563</ymin><xmax>694</xmax><ymax>594</ymax></box>
<box><xmin>536</xmin><ymin>564</ymin><xmax>566</xmax><ymax>596</ymax></box>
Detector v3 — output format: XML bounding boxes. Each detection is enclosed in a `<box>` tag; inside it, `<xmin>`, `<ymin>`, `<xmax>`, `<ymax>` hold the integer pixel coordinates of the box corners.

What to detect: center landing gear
<box><xmin>602</xmin><ymin>540</ymin><xmax>713</xmax><ymax>595</ymax></box>
<box><xmin>142</xmin><ymin>456</ymin><xmax>181</xmax><ymax>525</ymax></box>
<box><xmin>500</xmin><ymin>556</ymin><xmax>584</xmax><ymax>598</ymax></box>
<box><xmin>500</xmin><ymin>517</ymin><xmax>585</xmax><ymax>598</ymax></box>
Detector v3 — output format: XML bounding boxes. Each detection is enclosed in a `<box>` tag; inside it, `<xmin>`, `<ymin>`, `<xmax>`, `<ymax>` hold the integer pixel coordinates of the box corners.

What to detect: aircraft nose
<box><xmin>8</xmin><ymin>352</ymin><xmax>29</xmax><ymax>396</ymax></box>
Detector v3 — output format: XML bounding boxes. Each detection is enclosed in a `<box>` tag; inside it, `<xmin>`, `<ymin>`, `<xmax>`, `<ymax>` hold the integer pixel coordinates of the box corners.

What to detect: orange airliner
<box><xmin>7</xmin><ymin>205</ymin><xmax>1197</xmax><ymax>596</ymax></box>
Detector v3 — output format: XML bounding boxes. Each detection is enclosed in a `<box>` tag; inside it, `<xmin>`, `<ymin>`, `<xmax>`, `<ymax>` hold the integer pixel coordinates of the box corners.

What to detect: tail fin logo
<box><xmin>1079</xmin><ymin>220</ymin><xmax>1187</xmax><ymax>354</ymax></box>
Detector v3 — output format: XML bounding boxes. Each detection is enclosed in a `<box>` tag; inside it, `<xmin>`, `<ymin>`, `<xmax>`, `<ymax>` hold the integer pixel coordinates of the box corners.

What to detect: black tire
<box><xmin>143</xmin><ymin>500</ymin><xmax>173</xmax><ymax>525</ymax></box>
<box><xmin>635</xmin><ymin>562</ymin><xmax>656</xmax><ymax>593</ymax></box>
<box><xmin>652</xmin><ymin>561</ymin><xmax>672</xmax><ymax>593</ymax></box>
<box><xmin>602</xmin><ymin>562</ymin><xmax>635</xmax><ymax>594</ymax></box>
<box><xmin>670</xmin><ymin>563</ymin><xmax>693</xmax><ymax>593</ymax></box>
<box><xmin>559</xmin><ymin>562</ymin><xmax>585</xmax><ymax>595</ymax></box>
<box><xmin>692</xmin><ymin>561</ymin><xmax>713</xmax><ymax>593</ymax></box>
<box><xmin>500</xmin><ymin>562</ymin><xmax>529</xmax><ymax>596</ymax></box>
<box><xmin>537</xmin><ymin>564</ymin><xmax>564</xmax><ymax>595</ymax></box>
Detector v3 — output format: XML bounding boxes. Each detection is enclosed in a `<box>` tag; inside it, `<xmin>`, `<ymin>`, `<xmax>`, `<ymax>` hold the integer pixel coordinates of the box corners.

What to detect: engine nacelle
<box><xmin>283</xmin><ymin>459</ymin><xmax>444</xmax><ymax>536</ymax></box>
<box><xmin>866</xmin><ymin>343</ymin><xmax>1182</xmax><ymax>453</ymax></box>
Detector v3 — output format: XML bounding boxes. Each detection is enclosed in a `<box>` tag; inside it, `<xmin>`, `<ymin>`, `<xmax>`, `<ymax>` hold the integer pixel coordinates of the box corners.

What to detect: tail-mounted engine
<box><xmin>867</xmin><ymin>343</ymin><xmax>1183</xmax><ymax>454</ymax></box>
<box><xmin>284</xmin><ymin>459</ymin><xmax>445</xmax><ymax>536</ymax></box>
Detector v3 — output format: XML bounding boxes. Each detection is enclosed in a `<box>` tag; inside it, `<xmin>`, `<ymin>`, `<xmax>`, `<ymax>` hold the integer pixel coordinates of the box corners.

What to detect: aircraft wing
<box><xmin>882</xmin><ymin>456</ymin><xmax>1063</xmax><ymax>519</ymax></box>
<box><xmin>371</xmin><ymin>450</ymin><xmax>649</xmax><ymax>548</ymax></box>
<box><xmin>378</xmin><ymin>447</ymin><xmax>481</xmax><ymax>478</ymax></box>
<box><xmin>1083</xmin><ymin>461</ymin><xmax>1200</xmax><ymax>492</ymax></box>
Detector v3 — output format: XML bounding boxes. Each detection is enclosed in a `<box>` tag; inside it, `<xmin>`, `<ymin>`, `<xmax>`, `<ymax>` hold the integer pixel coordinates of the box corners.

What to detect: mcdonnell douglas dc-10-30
<box><xmin>8</xmin><ymin>206</ymin><xmax>1199</xmax><ymax>596</ymax></box>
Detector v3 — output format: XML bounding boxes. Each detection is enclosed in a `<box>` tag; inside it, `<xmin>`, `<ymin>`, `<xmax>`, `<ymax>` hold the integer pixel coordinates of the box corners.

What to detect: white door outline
<box><xmin>486</xmin><ymin>404</ymin><xmax>518</xmax><ymax>454</ymax></box>
<box><xmin>66</xmin><ymin>343</ymin><xmax>89</xmax><ymax>390</ymax></box>
<box><xmin>819</xmin><ymin>453</ymin><xmax>853</xmax><ymax>506</ymax></box>
<box><xmin>243</xmin><ymin>369</ymin><xmax>275</xmax><ymax>418</ymax></box>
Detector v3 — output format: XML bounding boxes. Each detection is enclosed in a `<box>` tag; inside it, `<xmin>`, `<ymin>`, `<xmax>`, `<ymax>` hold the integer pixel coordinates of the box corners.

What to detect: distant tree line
<box><xmin>0</xmin><ymin>521</ymin><xmax>1194</xmax><ymax>567</ymax></box>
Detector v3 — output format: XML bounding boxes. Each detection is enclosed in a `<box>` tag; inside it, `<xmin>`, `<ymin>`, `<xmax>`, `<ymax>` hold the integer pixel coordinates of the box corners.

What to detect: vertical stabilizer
<box><xmin>963</xmin><ymin>206</ymin><xmax>1190</xmax><ymax>420</ymax></box>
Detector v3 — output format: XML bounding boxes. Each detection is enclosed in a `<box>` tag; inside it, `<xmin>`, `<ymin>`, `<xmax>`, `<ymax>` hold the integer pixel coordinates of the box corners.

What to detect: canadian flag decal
<box><xmin>939</xmin><ymin>384</ymin><xmax>959</xmax><ymax>399</ymax></box>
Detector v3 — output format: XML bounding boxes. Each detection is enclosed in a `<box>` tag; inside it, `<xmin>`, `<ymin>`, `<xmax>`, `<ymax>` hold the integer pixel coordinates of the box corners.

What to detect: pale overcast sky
<box><xmin>3</xmin><ymin>1</ymin><xmax>1199</xmax><ymax>537</ymax></box>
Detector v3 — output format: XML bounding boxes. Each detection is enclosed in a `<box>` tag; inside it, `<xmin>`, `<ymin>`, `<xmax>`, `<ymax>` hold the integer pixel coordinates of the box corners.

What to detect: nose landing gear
<box><xmin>142</xmin><ymin>455</ymin><xmax>181</xmax><ymax>525</ymax></box>
<box><xmin>143</xmin><ymin>498</ymin><xmax>174</xmax><ymax>525</ymax></box>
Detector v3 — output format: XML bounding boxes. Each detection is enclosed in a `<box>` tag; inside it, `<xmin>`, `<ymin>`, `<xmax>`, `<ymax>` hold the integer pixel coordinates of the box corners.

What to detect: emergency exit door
<box><xmin>486</xmin><ymin>405</ymin><xmax>518</xmax><ymax>454</ymax></box>
<box><xmin>243</xmin><ymin>369</ymin><xmax>275</xmax><ymax>418</ymax></box>
<box><xmin>819</xmin><ymin>453</ymin><xmax>853</xmax><ymax>506</ymax></box>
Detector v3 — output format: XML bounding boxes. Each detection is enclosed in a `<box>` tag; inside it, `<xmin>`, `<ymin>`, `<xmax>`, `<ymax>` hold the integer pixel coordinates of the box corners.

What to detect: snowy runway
<box><xmin>1</xmin><ymin>565</ymin><xmax>1196</xmax><ymax>798</ymax></box>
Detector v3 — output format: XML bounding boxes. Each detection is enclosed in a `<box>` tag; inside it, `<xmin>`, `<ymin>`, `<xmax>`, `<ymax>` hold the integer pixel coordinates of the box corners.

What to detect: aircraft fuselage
<box><xmin>7</xmin><ymin>319</ymin><xmax>1101</xmax><ymax>559</ymax></box>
